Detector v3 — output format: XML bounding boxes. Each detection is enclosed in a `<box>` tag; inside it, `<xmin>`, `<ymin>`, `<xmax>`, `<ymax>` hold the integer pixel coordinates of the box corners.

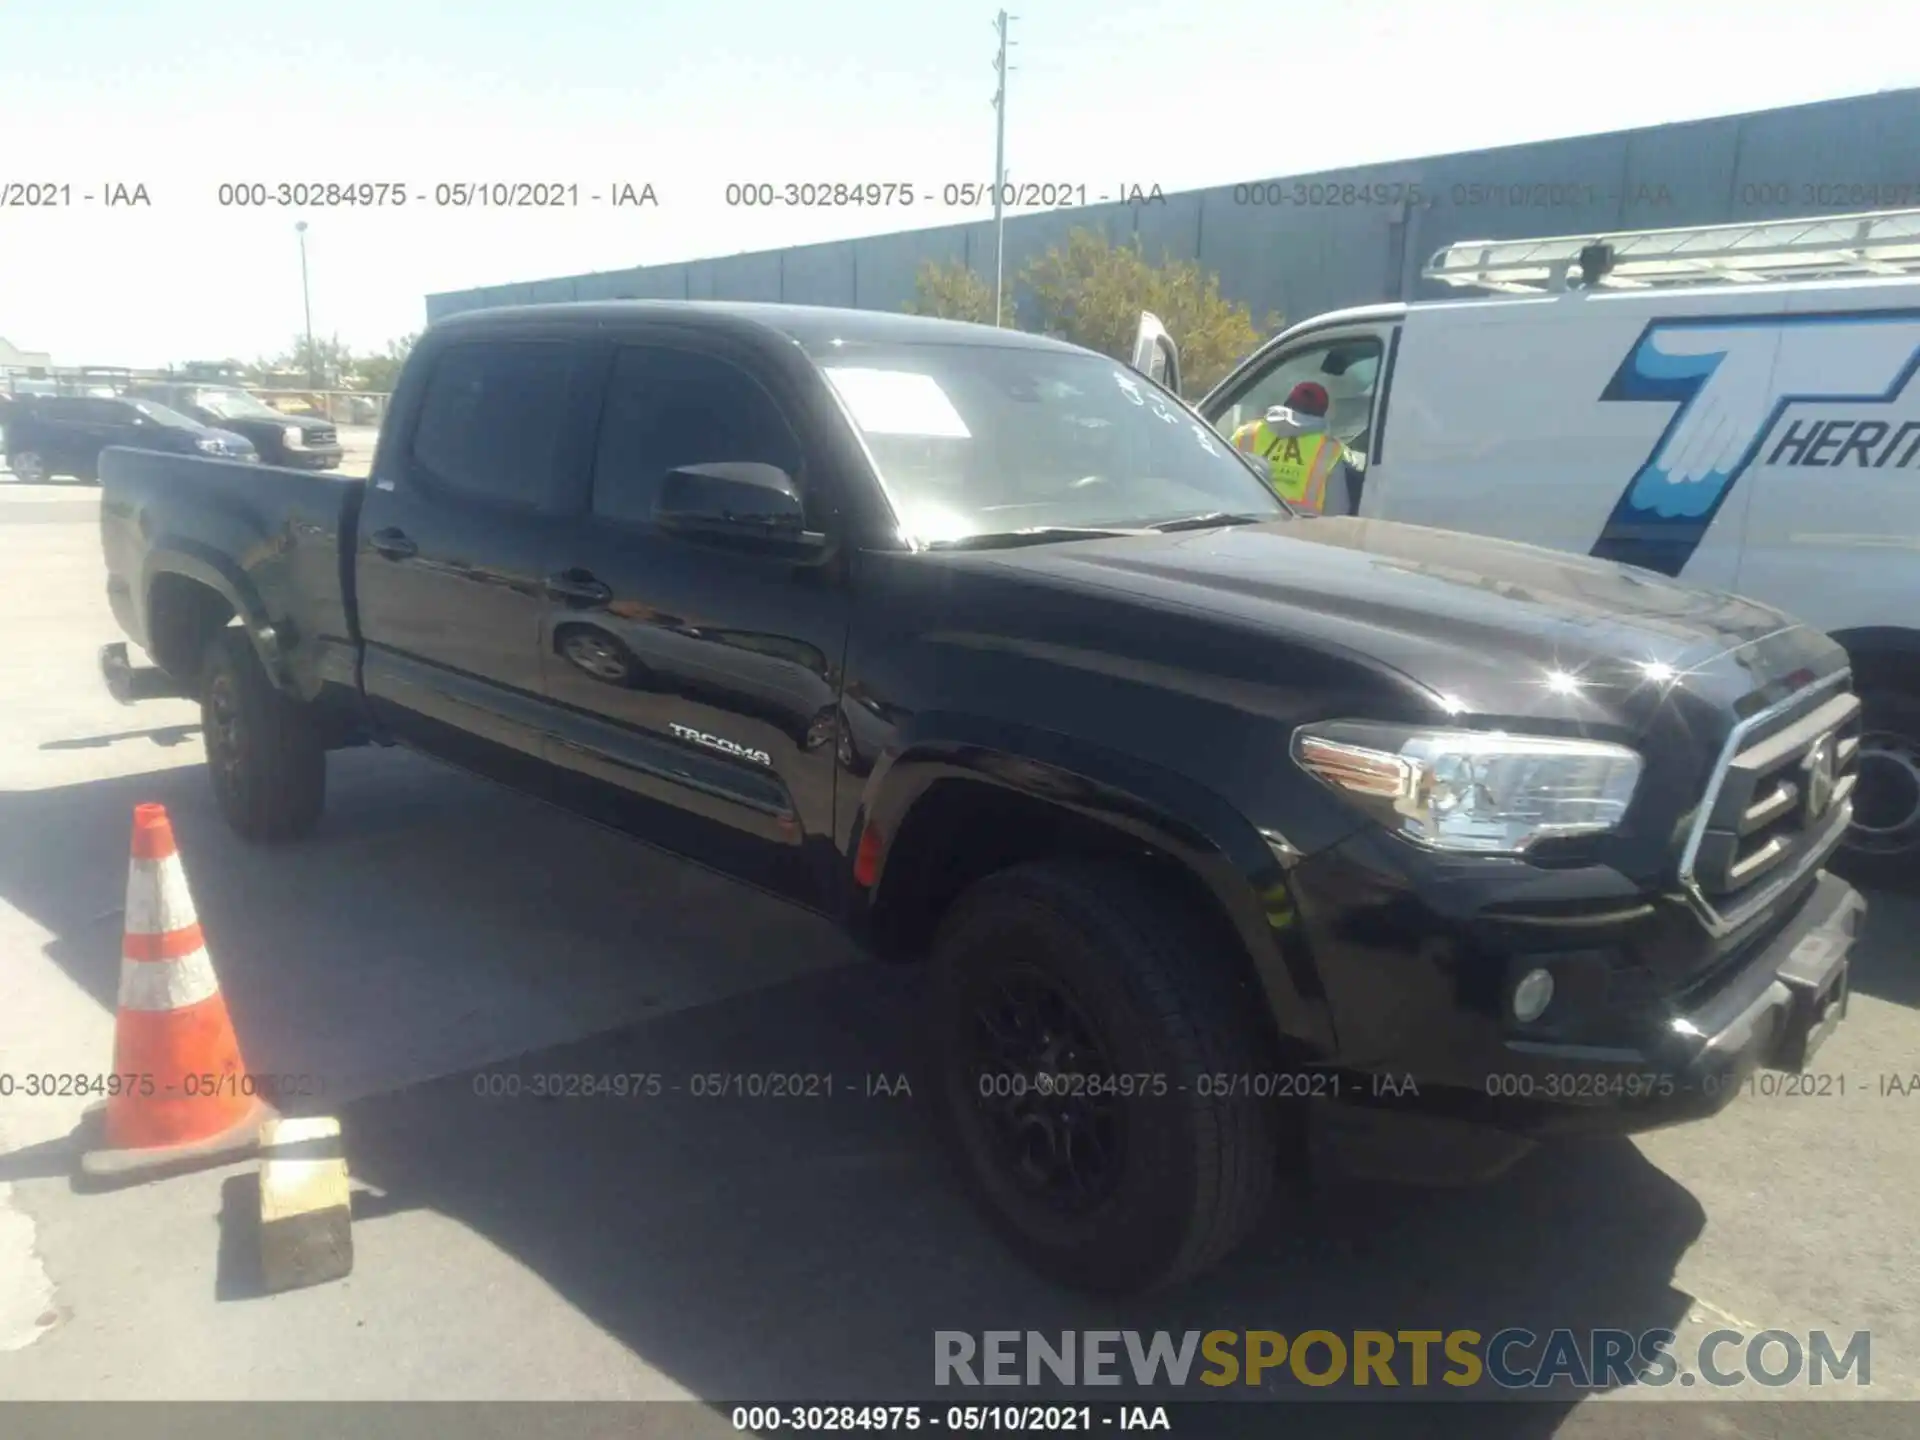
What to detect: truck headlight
<box><xmin>1292</xmin><ymin>721</ymin><xmax>1643</xmax><ymax>855</ymax></box>
<box><xmin>283</xmin><ymin>425</ymin><xmax>304</xmax><ymax>447</ymax></box>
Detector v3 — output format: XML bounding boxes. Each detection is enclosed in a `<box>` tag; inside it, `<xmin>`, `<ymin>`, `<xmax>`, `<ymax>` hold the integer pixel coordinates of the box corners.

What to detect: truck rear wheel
<box><xmin>201</xmin><ymin>629</ymin><xmax>326</xmax><ymax>843</ymax></box>
<box><xmin>922</xmin><ymin>859</ymin><xmax>1281</xmax><ymax>1295</ymax></box>
<box><xmin>1837</xmin><ymin>686</ymin><xmax>1920</xmax><ymax>894</ymax></box>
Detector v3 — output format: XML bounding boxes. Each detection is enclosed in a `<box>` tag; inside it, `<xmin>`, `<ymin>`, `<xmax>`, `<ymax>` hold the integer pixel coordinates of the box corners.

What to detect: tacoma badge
<box><xmin>670</xmin><ymin>722</ymin><xmax>773</xmax><ymax>767</ymax></box>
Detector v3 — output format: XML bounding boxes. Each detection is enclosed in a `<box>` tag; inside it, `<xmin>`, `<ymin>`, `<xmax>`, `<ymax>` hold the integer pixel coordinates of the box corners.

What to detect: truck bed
<box><xmin>99</xmin><ymin>444</ymin><xmax>368</xmax><ymax>702</ymax></box>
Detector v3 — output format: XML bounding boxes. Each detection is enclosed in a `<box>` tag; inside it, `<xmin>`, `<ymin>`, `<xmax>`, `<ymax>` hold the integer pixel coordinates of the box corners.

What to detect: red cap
<box><xmin>1285</xmin><ymin>381</ymin><xmax>1330</xmax><ymax>417</ymax></box>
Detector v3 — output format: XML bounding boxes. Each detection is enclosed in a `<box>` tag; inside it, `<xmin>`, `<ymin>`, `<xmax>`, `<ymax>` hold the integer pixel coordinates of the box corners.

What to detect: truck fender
<box><xmin>854</xmin><ymin>713</ymin><xmax>1338</xmax><ymax>1058</ymax></box>
<box><xmin>141</xmin><ymin>540</ymin><xmax>286</xmax><ymax>688</ymax></box>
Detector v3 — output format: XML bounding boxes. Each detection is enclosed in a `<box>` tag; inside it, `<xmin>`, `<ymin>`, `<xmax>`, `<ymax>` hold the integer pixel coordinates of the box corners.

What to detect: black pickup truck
<box><xmin>98</xmin><ymin>301</ymin><xmax>1864</xmax><ymax>1295</ymax></box>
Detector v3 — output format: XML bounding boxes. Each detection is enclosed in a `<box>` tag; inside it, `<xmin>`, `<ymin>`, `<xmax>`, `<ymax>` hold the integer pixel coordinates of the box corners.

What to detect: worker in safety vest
<box><xmin>1230</xmin><ymin>380</ymin><xmax>1346</xmax><ymax>513</ymax></box>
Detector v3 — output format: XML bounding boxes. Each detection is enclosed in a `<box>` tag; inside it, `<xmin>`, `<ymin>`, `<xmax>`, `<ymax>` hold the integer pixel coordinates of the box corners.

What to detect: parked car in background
<box><xmin>129</xmin><ymin>383</ymin><xmax>343</xmax><ymax>469</ymax></box>
<box><xmin>4</xmin><ymin>395</ymin><xmax>256</xmax><ymax>482</ymax></box>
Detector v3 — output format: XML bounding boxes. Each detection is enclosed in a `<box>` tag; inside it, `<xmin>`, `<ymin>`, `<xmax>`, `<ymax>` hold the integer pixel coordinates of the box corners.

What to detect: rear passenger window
<box><xmin>411</xmin><ymin>341</ymin><xmax>575</xmax><ymax>506</ymax></box>
<box><xmin>592</xmin><ymin>346</ymin><xmax>803</xmax><ymax>526</ymax></box>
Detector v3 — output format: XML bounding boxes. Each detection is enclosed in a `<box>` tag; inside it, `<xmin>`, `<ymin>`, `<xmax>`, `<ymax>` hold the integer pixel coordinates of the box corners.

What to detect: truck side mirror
<box><xmin>654</xmin><ymin>461</ymin><xmax>829</xmax><ymax>555</ymax></box>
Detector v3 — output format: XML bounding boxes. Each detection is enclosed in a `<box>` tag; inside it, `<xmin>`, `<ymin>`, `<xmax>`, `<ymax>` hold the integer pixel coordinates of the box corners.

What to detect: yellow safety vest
<box><xmin>1231</xmin><ymin>420</ymin><xmax>1344</xmax><ymax>512</ymax></box>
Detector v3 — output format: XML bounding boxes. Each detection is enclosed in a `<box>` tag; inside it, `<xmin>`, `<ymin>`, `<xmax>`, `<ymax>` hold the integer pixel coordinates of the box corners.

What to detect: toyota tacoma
<box><xmin>95</xmin><ymin>301</ymin><xmax>1864</xmax><ymax>1295</ymax></box>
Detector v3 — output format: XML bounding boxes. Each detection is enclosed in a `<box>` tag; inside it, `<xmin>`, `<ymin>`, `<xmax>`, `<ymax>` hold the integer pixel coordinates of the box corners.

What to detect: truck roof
<box><xmin>431</xmin><ymin>300</ymin><xmax>1091</xmax><ymax>355</ymax></box>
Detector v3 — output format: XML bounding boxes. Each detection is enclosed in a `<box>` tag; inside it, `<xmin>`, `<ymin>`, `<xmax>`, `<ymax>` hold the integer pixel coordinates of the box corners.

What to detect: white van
<box><xmin>1136</xmin><ymin>208</ymin><xmax>1920</xmax><ymax>888</ymax></box>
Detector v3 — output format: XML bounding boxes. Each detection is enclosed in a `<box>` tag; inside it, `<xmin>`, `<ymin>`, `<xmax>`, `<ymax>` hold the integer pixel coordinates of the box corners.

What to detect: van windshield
<box><xmin>810</xmin><ymin>341</ymin><xmax>1286</xmax><ymax>546</ymax></box>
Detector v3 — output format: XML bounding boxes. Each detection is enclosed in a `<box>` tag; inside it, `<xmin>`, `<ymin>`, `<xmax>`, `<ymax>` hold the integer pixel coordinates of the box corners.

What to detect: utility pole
<box><xmin>294</xmin><ymin>221</ymin><xmax>317</xmax><ymax>389</ymax></box>
<box><xmin>991</xmin><ymin>11</ymin><xmax>1016</xmax><ymax>327</ymax></box>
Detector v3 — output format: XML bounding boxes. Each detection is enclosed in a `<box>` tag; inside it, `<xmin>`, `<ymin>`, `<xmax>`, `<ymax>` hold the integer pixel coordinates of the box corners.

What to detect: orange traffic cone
<box><xmin>80</xmin><ymin>803</ymin><xmax>274</xmax><ymax>1180</ymax></box>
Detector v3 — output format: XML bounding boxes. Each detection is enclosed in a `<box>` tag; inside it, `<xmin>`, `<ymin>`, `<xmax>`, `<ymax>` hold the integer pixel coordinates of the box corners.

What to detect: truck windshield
<box><xmin>812</xmin><ymin>342</ymin><xmax>1286</xmax><ymax>545</ymax></box>
<box><xmin>129</xmin><ymin>400</ymin><xmax>199</xmax><ymax>427</ymax></box>
<box><xmin>192</xmin><ymin>389</ymin><xmax>286</xmax><ymax>421</ymax></box>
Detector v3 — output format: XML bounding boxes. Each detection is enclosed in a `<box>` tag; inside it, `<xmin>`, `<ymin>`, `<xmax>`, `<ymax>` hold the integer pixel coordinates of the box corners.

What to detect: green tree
<box><xmin>350</xmin><ymin>332</ymin><xmax>418</xmax><ymax>393</ymax></box>
<box><xmin>904</xmin><ymin>258</ymin><xmax>1007</xmax><ymax>326</ymax></box>
<box><xmin>1020</xmin><ymin>228</ymin><xmax>1273</xmax><ymax>393</ymax></box>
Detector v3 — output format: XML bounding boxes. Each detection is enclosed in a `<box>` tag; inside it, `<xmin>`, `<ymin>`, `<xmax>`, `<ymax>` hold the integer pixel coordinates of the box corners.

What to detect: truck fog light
<box><xmin>1512</xmin><ymin>968</ymin><xmax>1555</xmax><ymax>1024</ymax></box>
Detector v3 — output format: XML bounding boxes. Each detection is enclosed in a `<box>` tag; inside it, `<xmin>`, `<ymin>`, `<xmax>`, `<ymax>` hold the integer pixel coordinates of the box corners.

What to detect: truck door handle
<box><xmin>543</xmin><ymin>569</ymin><xmax>613</xmax><ymax>606</ymax></box>
<box><xmin>370</xmin><ymin>527</ymin><xmax>417</xmax><ymax>560</ymax></box>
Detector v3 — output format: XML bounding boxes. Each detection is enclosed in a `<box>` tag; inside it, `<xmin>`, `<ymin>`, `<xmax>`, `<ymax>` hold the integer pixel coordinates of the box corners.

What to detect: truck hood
<box><xmin>946</xmin><ymin>515</ymin><xmax>1841</xmax><ymax>729</ymax></box>
<box><xmin>215</xmin><ymin>415</ymin><xmax>333</xmax><ymax>437</ymax></box>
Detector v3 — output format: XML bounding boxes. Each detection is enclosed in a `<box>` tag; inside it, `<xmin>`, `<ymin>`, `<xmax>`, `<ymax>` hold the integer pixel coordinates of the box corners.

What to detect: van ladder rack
<box><xmin>1423</xmin><ymin>207</ymin><xmax>1920</xmax><ymax>294</ymax></box>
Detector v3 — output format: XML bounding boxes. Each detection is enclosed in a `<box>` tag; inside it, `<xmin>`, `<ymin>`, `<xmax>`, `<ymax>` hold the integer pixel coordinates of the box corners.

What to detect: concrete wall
<box><xmin>426</xmin><ymin>88</ymin><xmax>1920</xmax><ymax>330</ymax></box>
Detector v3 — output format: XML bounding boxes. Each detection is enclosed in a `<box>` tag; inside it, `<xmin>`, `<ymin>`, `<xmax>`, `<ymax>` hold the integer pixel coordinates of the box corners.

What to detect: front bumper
<box><xmin>282</xmin><ymin>448</ymin><xmax>344</xmax><ymax>469</ymax></box>
<box><xmin>1289</xmin><ymin>837</ymin><xmax>1862</xmax><ymax>1182</ymax></box>
<box><xmin>1476</xmin><ymin>869</ymin><xmax>1859</xmax><ymax>1132</ymax></box>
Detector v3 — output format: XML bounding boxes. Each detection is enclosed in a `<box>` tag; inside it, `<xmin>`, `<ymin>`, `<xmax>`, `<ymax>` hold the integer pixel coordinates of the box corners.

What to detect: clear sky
<box><xmin>1</xmin><ymin>0</ymin><xmax>1912</xmax><ymax>369</ymax></box>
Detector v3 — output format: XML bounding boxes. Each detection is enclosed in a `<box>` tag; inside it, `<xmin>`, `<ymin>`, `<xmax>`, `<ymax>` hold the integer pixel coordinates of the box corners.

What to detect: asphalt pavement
<box><xmin>0</xmin><ymin>481</ymin><xmax>1914</xmax><ymax>1436</ymax></box>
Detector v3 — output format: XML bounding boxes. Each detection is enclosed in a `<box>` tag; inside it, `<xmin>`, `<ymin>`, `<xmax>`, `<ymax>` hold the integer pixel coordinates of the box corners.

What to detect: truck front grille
<box><xmin>1680</xmin><ymin>672</ymin><xmax>1858</xmax><ymax>934</ymax></box>
<box><xmin>306</xmin><ymin>426</ymin><xmax>338</xmax><ymax>447</ymax></box>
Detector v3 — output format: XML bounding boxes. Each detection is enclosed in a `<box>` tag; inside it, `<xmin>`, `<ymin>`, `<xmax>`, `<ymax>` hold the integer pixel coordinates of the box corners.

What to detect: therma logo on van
<box><xmin>1590</xmin><ymin>310</ymin><xmax>1920</xmax><ymax>577</ymax></box>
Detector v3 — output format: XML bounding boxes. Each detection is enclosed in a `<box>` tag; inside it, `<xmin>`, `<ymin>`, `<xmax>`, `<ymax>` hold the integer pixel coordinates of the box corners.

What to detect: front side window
<box><xmin>411</xmin><ymin>341</ymin><xmax>575</xmax><ymax>506</ymax></box>
<box><xmin>1212</xmin><ymin>337</ymin><xmax>1384</xmax><ymax>462</ymax></box>
<box><xmin>591</xmin><ymin>346</ymin><xmax>803</xmax><ymax>526</ymax></box>
<box><xmin>808</xmin><ymin>340</ymin><xmax>1285</xmax><ymax>546</ymax></box>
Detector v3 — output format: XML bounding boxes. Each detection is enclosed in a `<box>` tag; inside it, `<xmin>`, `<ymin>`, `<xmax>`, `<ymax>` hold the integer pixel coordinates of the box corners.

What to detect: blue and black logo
<box><xmin>1591</xmin><ymin>310</ymin><xmax>1920</xmax><ymax>577</ymax></box>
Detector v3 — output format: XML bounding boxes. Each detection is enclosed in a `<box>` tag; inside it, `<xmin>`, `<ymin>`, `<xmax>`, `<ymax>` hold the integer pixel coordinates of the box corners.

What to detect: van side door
<box><xmin>1729</xmin><ymin>299</ymin><xmax>1920</xmax><ymax>633</ymax></box>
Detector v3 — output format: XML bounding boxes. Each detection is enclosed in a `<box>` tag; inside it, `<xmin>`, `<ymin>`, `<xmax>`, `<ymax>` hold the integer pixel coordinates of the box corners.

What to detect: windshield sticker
<box><xmin>1189</xmin><ymin>422</ymin><xmax>1220</xmax><ymax>455</ymax></box>
<box><xmin>1111</xmin><ymin>369</ymin><xmax>1146</xmax><ymax>407</ymax></box>
<box><xmin>825</xmin><ymin>368</ymin><xmax>972</xmax><ymax>438</ymax></box>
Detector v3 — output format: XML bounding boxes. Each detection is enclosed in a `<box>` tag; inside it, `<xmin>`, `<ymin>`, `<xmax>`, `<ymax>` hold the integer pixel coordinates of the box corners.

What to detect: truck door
<box><xmin>354</xmin><ymin>336</ymin><xmax>600</xmax><ymax>776</ymax></box>
<box><xmin>536</xmin><ymin>338</ymin><xmax>850</xmax><ymax>907</ymax></box>
<box><xmin>1130</xmin><ymin>311</ymin><xmax>1182</xmax><ymax>395</ymax></box>
<box><xmin>1195</xmin><ymin>325</ymin><xmax>1395</xmax><ymax>516</ymax></box>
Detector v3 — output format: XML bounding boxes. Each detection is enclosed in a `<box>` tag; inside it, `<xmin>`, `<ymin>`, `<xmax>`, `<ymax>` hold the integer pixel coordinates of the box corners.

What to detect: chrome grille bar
<box><xmin>1678</xmin><ymin>669</ymin><xmax>1857</xmax><ymax>937</ymax></box>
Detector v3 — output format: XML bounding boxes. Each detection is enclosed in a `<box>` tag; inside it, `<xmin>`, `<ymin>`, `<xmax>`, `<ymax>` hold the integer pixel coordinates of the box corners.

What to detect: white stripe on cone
<box><xmin>124</xmin><ymin>853</ymin><xmax>199</xmax><ymax>937</ymax></box>
<box><xmin>118</xmin><ymin>944</ymin><xmax>222</xmax><ymax>1012</ymax></box>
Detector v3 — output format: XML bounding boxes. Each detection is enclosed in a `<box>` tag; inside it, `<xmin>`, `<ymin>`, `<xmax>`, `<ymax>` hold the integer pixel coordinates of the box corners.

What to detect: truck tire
<box><xmin>922</xmin><ymin>859</ymin><xmax>1281</xmax><ymax>1295</ymax></box>
<box><xmin>6</xmin><ymin>451</ymin><xmax>47</xmax><ymax>483</ymax></box>
<box><xmin>201</xmin><ymin>629</ymin><xmax>326</xmax><ymax>843</ymax></box>
<box><xmin>1835</xmin><ymin>686</ymin><xmax>1920</xmax><ymax>894</ymax></box>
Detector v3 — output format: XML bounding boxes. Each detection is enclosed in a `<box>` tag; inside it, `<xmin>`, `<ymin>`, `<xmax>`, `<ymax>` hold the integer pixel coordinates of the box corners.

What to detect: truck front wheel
<box><xmin>201</xmin><ymin>629</ymin><xmax>326</xmax><ymax>843</ymax></box>
<box><xmin>923</xmin><ymin>860</ymin><xmax>1282</xmax><ymax>1295</ymax></box>
<box><xmin>1838</xmin><ymin>686</ymin><xmax>1920</xmax><ymax>894</ymax></box>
